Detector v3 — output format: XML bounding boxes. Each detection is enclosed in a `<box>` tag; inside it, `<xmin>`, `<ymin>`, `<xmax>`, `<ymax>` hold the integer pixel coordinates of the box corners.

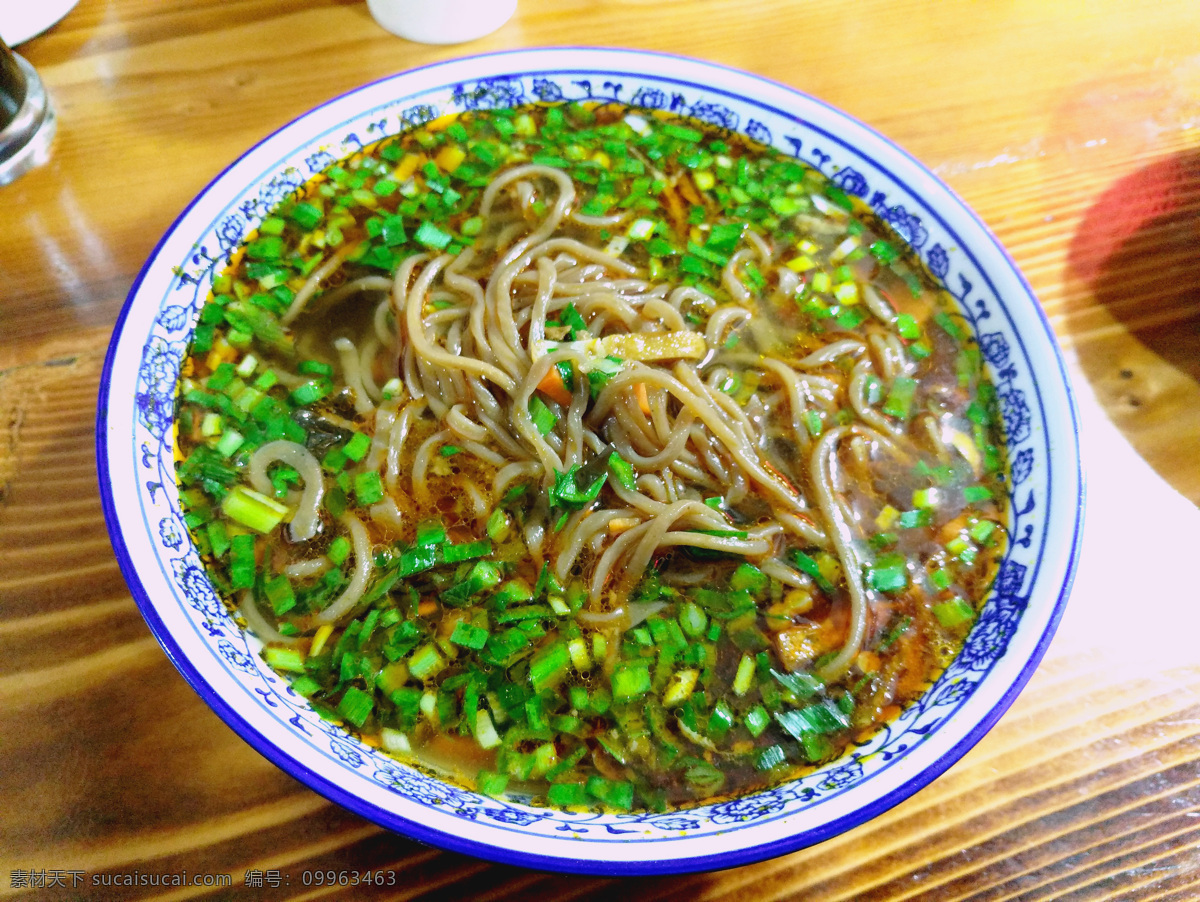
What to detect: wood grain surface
<box><xmin>2</xmin><ymin>1</ymin><xmax>1200</xmax><ymax>899</ymax></box>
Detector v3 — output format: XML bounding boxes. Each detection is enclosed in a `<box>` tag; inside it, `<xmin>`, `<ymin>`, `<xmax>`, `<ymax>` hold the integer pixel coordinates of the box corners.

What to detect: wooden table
<box><xmin>3</xmin><ymin>1</ymin><xmax>1200</xmax><ymax>898</ymax></box>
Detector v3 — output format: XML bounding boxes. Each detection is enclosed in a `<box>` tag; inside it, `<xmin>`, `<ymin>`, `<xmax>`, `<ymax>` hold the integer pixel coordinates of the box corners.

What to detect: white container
<box><xmin>366</xmin><ymin>0</ymin><xmax>516</xmax><ymax>44</ymax></box>
<box><xmin>0</xmin><ymin>0</ymin><xmax>81</xmax><ymax>46</ymax></box>
<box><xmin>100</xmin><ymin>47</ymin><xmax>1084</xmax><ymax>877</ymax></box>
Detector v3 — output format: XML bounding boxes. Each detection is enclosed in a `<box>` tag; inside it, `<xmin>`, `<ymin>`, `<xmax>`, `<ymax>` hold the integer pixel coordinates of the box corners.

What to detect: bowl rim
<box><xmin>97</xmin><ymin>45</ymin><xmax>1085</xmax><ymax>875</ymax></box>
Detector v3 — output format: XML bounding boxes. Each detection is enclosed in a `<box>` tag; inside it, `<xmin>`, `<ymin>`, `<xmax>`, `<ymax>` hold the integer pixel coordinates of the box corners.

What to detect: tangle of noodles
<box><xmin>175</xmin><ymin>102</ymin><xmax>1009</xmax><ymax>812</ymax></box>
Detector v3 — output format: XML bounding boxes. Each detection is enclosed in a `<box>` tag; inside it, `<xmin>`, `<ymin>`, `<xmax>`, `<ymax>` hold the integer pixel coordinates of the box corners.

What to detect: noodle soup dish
<box><xmin>100</xmin><ymin>48</ymin><xmax>1082</xmax><ymax>874</ymax></box>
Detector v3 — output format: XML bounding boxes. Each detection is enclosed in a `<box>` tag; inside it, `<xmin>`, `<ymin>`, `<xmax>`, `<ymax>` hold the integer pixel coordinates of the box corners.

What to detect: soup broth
<box><xmin>175</xmin><ymin>102</ymin><xmax>1008</xmax><ymax>812</ymax></box>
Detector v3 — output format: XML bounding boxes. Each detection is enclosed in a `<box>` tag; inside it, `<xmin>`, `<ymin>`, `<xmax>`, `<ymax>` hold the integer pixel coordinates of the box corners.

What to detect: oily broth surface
<box><xmin>175</xmin><ymin>102</ymin><xmax>1008</xmax><ymax>811</ymax></box>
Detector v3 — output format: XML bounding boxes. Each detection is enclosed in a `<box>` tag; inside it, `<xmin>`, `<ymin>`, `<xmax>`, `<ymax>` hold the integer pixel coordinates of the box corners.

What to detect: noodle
<box><xmin>175</xmin><ymin>101</ymin><xmax>1009</xmax><ymax>813</ymax></box>
<box><xmin>247</xmin><ymin>441</ymin><xmax>325</xmax><ymax>543</ymax></box>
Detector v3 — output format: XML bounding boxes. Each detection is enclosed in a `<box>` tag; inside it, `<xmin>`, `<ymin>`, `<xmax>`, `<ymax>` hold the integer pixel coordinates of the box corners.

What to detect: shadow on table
<box><xmin>1065</xmin><ymin>149</ymin><xmax>1200</xmax><ymax>505</ymax></box>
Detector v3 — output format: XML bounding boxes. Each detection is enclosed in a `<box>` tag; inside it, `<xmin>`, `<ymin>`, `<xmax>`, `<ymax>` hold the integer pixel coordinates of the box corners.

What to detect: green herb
<box><xmin>586</xmin><ymin>775</ymin><xmax>634</xmax><ymax>810</ymax></box>
<box><xmin>882</xmin><ymin>377</ymin><xmax>917</xmax><ymax>420</ymax></box>
<box><xmin>870</xmin><ymin>240</ymin><xmax>899</xmax><ymax>264</ymax></box>
<box><xmin>354</xmin><ymin>471</ymin><xmax>384</xmax><ymax>505</ymax></box>
<box><xmin>612</xmin><ymin>662</ymin><xmax>652</xmax><ymax>701</ymax></box>
<box><xmin>775</xmin><ymin>700</ymin><xmax>849</xmax><ymax>738</ymax></box>
<box><xmin>660</xmin><ymin>122</ymin><xmax>703</xmax><ymax>143</ymax></box>
<box><xmin>221</xmin><ymin>485</ymin><xmax>288</xmax><ymax>533</ymax></box>
<box><xmin>878</xmin><ymin>615</ymin><xmax>913</xmax><ymax>651</ymax></box>
<box><xmin>933</xmin><ymin>597</ymin><xmax>975</xmax><ymax>628</ymax></box>
<box><xmin>450</xmin><ymin>621</ymin><xmax>490</xmax><ymax>650</ymax></box>
<box><xmin>745</xmin><ymin>705</ymin><xmax>770</xmax><ymax>737</ymax></box>
<box><xmin>549</xmin><ymin>464</ymin><xmax>607</xmax><ymax>511</ymax></box>
<box><xmin>414</xmin><ymin>221</ymin><xmax>453</xmax><ymax>250</ymax></box>
<box><xmin>337</xmin><ymin>687</ymin><xmax>374</xmax><ymax>728</ymax></box>
<box><xmin>963</xmin><ymin>485</ymin><xmax>993</xmax><ymax>504</ymax></box>
<box><xmin>530</xmin><ymin>642</ymin><xmax>571</xmax><ymax>693</ymax></box>
<box><xmin>869</xmin><ymin>552</ymin><xmax>908</xmax><ymax>593</ymax></box>
<box><xmin>529</xmin><ymin>396</ymin><xmax>558</xmax><ymax>436</ymax></box>
<box><xmin>791</xmin><ymin>550</ymin><xmax>835</xmax><ymax>595</ymax></box>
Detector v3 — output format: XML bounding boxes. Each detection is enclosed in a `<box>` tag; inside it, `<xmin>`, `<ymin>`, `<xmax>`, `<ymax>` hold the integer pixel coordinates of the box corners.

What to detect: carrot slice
<box><xmin>633</xmin><ymin>382</ymin><xmax>651</xmax><ymax>415</ymax></box>
<box><xmin>536</xmin><ymin>365</ymin><xmax>573</xmax><ymax>407</ymax></box>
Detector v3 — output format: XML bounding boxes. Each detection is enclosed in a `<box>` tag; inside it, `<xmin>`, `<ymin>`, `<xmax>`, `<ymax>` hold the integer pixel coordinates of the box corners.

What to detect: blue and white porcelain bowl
<box><xmin>98</xmin><ymin>48</ymin><xmax>1083</xmax><ymax>875</ymax></box>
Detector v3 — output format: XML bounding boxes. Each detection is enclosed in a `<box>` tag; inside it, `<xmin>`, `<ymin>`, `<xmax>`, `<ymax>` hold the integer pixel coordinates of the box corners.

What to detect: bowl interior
<box><xmin>98</xmin><ymin>47</ymin><xmax>1083</xmax><ymax>875</ymax></box>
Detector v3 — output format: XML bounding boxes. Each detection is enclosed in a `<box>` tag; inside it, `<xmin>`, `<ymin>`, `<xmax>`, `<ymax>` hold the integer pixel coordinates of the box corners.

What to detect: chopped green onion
<box><xmin>450</xmin><ymin>621</ymin><xmax>490</xmax><ymax>650</ymax></box>
<box><xmin>662</xmin><ymin>668</ymin><xmax>699</xmax><ymax>707</ymax></box>
<box><xmin>229</xmin><ymin>533</ymin><xmax>257</xmax><ymax>590</ymax></box>
<box><xmin>913</xmin><ymin>487</ymin><xmax>939</xmax><ymax>509</ymax></box>
<box><xmin>612</xmin><ymin>661</ymin><xmax>652</xmax><ymax>701</ymax></box>
<box><xmin>442</xmin><ymin>539</ymin><xmax>493</xmax><ymax>563</ymax></box>
<box><xmin>414</xmin><ymin>520</ymin><xmax>446</xmax><ymax>547</ymax></box>
<box><xmin>221</xmin><ymin>485</ymin><xmax>289</xmax><ymax>533</ymax></box>
<box><xmin>477</xmin><ymin>769</ymin><xmax>508</xmax><ymax>795</ymax></box>
<box><xmin>895</xmin><ymin>313</ymin><xmax>921</xmax><ymax>340</ymax></box>
<box><xmin>791</xmin><ymin>549</ymin><xmax>835</xmax><ymax>595</ymax></box>
<box><xmin>772</xmin><ymin>669</ymin><xmax>823</xmax><ymax>699</ymax></box>
<box><xmin>870</xmin><ymin>240</ymin><xmax>900</xmax><ymax>264</ymax></box>
<box><xmin>549</xmin><ymin>464</ymin><xmax>607</xmax><ymax>510</ymax></box>
<box><xmin>870</xmin><ymin>565</ymin><xmax>907</xmax><ymax>593</ymax></box>
<box><xmin>607</xmin><ymin>452</ymin><xmax>636</xmax><ymax>491</ymax></box>
<box><xmin>963</xmin><ymin>485</ymin><xmax>993</xmax><ymax>503</ymax></box>
<box><xmin>289</xmin><ymin>202</ymin><xmax>323</xmax><ymax>230</ymax></box>
<box><xmin>337</xmin><ymin>687</ymin><xmax>374</xmax><ymax>728</ymax></box>
<box><xmin>878</xmin><ymin>615</ymin><xmax>913</xmax><ymax>651</ymax></box>
<box><xmin>935</xmin><ymin>312</ymin><xmax>965</xmax><ymax>341</ymax></box>
<box><xmin>414</xmin><ymin>221</ymin><xmax>453</xmax><ymax>250</ymax></box>
<box><xmin>966</xmin><ymin>401</ymin><xmax>990</xmax><ymax>425</ymax></box>
<box><xmin>756</xmin><ymin>745</ymin><xmax>788</xmax><ymax>771</ymax></box>
<box><xmin>265</xmin><ymin>646</ymin><xmax>305</xmax><ymax>673</ymax></box>
<box><xmin>529</xmin><ymin>396</ymin><xmax>558</xmax><ymax>436</ymax></box>
<box><xmin>660</xmin><ymin>122</ymin><xmax>703</xmax><ymax>143</ymax></box>
<box><xmin>354</xmin><ymin>471</ymin><xmax>384</xmax><ymax>505</ymax></box>
<box><xmin>530</xmin><ymin>642</ymin><xmax>571</xmax><ymax>693</ymax></box>
<box><xmin>246</xmin><ymin>235</ymin><xmax>284</xmax><ymax>261</ymax></box>
<box><xmin>627</xmin><ymin>218</ymin><xmax>655</xmax><ymax>240</ymax></box>
<box><xmin>475</xmin><ymin>710</ymin><xmax>502</xmax><ymax>749</ymax></box>
<box><xmin>898</xmin><ymin>508</ymin><xmax>932</xmax><ymax>529</ymax></box>
<box><xmin>732</xmin><ymin>653</ymin><xmax>756</xmax><ymax>696</ymax></box>
<box><xmin>289</xmin><ymin>378</ymin><xmax>330</xmax><ymax>407</ymax></box>
<box><xmin>801</xmin><ymin>732</ymin><xmax>834</xmax><ymax>762</ymax></box>
<box><xmin>586</xmin><ymin>775</ymin><xmax>634</xmax><ymax>810</ymax></box>
<box><xmin>548</xmin><ymin>781</ymin><xmax>589</xmax><ymax>807</ymax></box>
<box><xmin>297</xmin><ymin>359</ymin><xmax>334</xmax><ymax>377</ymax></box>
<box><xmin>263</xmin><ymin>574</ymin><xmax>297</xmax><ymax>616</ymax></box>
<box><xmin>969</xmin><ymin>520</ymin><xmax>996</xmax><ymax>542</ymax></box>
<box><xmin>679</xmin><ymin>602</ymin><xmax>708</xmax><ymax>639</ymax></box>
<box><xmin>343</xmin><ymin>432</ymin><xmax>371</xmax><ymax>462</ymax></box>
<box><xmin>883</xmin><ymin>377</ymin><xmax>917</xmax><ymax>420</ymax></box>
<box><xmin>408</xmin><ymin>643</ymin><xmax>446</xmax><ymax>681</ymax></box>
<box><xmin>745</xmin><ymin>705</ymin><xmax>770</xmax><ymax>737</ymax></box>
<box><xmin>214</xmin><ymin>428</ymin><xmax>244</xmax><ymax>458</ymax></box>
<box><xmin>805</xmin><ymin>409</ymin><xmax>823</xmax><ymax>437</ymax></box>
<box><xmin>933</xmin><ymin>597</ymin><xmax>975</xmax><ymax>628</ymax></box>
<box><xmin>485</xmin><ymin>508</ymin><xmax>510</xmax><ymax>542</ymax></box>
<box><xmin>775</xmin><ymin>700</ymin><xmax>849</xmax><ymax>738</ymax></box>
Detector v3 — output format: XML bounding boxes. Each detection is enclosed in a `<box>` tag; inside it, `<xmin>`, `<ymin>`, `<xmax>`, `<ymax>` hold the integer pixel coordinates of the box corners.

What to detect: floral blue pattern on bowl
<box><xmin>98</xmin><ymin>48</ymin><xmax>1083</xmax><ymax>875</ymax></box>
